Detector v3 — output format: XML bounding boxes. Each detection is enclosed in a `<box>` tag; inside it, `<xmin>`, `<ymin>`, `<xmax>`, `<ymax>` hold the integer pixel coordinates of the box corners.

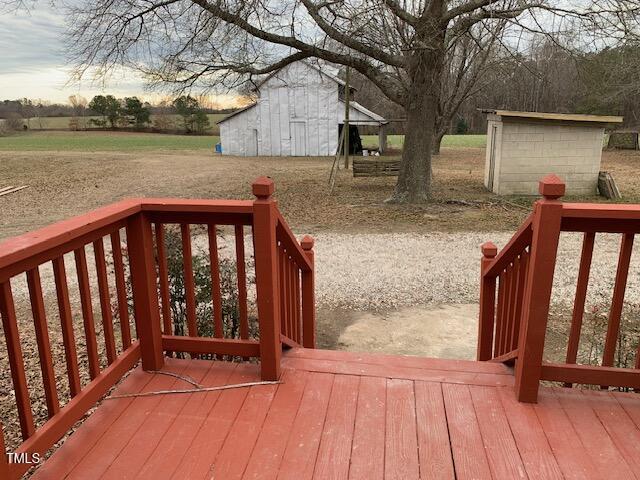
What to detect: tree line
<box><xmin>0</xmin><ymin>95</ymin><xmax>235</xmax><ymax>134</ymax></box>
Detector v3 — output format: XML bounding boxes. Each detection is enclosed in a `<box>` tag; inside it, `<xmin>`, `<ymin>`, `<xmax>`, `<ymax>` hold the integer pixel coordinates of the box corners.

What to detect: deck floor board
<box><xmin>29</xmin><ymin>348</ymin><xmax>640</xmax><ymax>480</ymax></box>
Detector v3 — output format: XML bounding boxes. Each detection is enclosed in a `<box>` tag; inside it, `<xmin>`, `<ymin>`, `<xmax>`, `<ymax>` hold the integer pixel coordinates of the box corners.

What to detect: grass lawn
<box><xmin>0</xmin><ymin>131</ymin><xmax>221</xmax><ymax>151</ymax></box>
<box><xmin>361</xmin><ymin>134</ymin><xmax>486</xmax><ymax>150</ymax></box>
<box><xmin>1</xmin><ymin>131</ymin><xmax>485</xmax><ymax>152</ymax></box>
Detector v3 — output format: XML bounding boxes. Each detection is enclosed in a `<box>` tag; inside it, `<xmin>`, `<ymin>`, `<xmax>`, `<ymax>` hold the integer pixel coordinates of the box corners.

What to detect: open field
<box><xmin>0</xmin><ymin>131</ymin><xmax>221</xmax><ymax>151</ymax></box>
<box><xmin>1</xmin><ymin>132</ymin><xmax>639</xmax><ymax>241</ymax></box>
<box><xmin>0</xmin><ymin>130</ymin><xmax>486</xmax><ymax>152</ymax></box>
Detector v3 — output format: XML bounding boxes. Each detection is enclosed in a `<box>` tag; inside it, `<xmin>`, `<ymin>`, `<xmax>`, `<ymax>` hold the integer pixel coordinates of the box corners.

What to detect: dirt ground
<box><xmin>0</xmin><ymin>147</ymin><xmax>517</xmax><ymax>241</ymax></box>
<box><xmin>3</xmin><ymin>147</ymin><xmax>639</xmax><ymax>242</ymax></box>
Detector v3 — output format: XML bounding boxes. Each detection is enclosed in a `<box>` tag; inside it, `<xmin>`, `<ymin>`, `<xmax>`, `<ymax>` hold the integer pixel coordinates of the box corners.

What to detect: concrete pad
<box><xmin>321</xmin><ymin>303</ymin><xmax>479</xmax><ymax>360</ymax></box>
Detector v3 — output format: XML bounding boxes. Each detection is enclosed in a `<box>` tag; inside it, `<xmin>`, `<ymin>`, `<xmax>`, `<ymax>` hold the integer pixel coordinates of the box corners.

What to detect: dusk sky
<box><xmin>0</xmin><ymin>5</ymin><xmax>240</xmax><ymax>106</ymax></box>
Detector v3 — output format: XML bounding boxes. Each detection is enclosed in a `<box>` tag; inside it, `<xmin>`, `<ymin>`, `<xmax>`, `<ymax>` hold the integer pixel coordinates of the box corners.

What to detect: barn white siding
<box><xmin>218</xmin><ymin>105</ymin><xmax>258</xmax><ymax>156</ymax></box>
<box><xmin>219</xmin><ymin>61</ymin><xmax>385</xmax><ymax>156</ymax></box>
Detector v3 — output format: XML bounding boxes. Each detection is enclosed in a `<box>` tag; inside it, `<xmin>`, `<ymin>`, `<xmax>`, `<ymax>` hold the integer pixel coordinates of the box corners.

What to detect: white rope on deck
<box><xmin>105</xmin><ymin>380</ymin><xmax>282</xmax><ymax>400</ymax></box>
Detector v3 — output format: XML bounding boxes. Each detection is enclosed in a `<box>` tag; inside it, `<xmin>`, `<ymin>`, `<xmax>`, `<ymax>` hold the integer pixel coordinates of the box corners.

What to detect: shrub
<box><xmin>158</xmin><ymin>227</ymin><xmax>257</xmax><ymax>343</ymax></box>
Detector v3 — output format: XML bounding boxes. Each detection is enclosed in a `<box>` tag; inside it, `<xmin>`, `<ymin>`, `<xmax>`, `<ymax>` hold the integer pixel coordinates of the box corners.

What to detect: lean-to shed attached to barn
<box><xmin>218</xmin><ymin>61</ymin><xmax>387</xmax><ymax>156</ymax></box>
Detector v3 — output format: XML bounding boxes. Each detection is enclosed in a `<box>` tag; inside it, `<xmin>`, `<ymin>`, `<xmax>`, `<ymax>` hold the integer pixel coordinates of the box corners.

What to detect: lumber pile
<box><xmin>598</xmin><ymin>172</ymin><xmax>621</xmax><ymax>199</ymax></box>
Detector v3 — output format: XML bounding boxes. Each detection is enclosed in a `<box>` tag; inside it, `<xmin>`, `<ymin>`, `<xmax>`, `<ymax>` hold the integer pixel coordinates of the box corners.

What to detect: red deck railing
<box><xmin>0</xmin><ymin>177</ymin><xmax>315</xmax><ymax>479</ymax></box>
<box><xmin>479</xmin><ymin>174</ymin><xmax>640</xmax><ymax>402</ymax></box>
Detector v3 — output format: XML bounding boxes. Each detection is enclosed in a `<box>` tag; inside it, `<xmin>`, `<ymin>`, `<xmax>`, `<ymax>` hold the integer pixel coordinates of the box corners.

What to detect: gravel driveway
<box><xmin>312</xmin><ymin>231</ymin><xmax>640</xmax><ymax>310</ymax></box>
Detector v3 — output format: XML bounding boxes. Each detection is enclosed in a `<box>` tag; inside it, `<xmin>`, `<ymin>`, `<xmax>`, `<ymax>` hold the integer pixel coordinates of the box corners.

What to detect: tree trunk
<box><xmin>388</xmin><ymin>31</ymin><xmax>446</xmax><ymax>203</ymax></box>
<box><xmin>432</xmin><ymin>129</ymin><xmax>447</xmax><ymax>155</ymax></box>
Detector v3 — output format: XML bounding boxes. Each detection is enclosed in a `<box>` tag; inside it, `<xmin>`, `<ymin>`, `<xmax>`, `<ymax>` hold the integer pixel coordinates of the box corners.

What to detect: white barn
<box><xmin>218</xmin><ymin>61</ymin><xmax>387</xmax><ymax>156</ymax></box>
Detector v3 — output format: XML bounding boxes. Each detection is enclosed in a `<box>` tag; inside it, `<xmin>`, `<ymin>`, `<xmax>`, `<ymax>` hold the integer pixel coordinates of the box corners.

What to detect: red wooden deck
<box><xmin>30</xmin><ymin>348</ymin><xmax>640</xmax><ymax>480</ymax></box>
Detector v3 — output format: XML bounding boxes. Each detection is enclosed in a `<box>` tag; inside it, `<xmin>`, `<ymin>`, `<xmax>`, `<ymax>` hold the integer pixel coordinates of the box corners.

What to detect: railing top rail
<box><xmin>562</xmin><ymin>202</ymin><xmax>640</xmax><ymax>221</ymax></box>
<box><xmin>275</xmin><ymin>211</ymin><xmax>313</xmax><ymax>272</ymax></box>
<box><xmin>0</xmin><ymin>199</ymin><xmax>141</xmax><ymax>276</ymax></box>
<box><xmin>484</xmin><ymin>213</ymin><xmax>534</xmax><ymax>278</ymax></box>
<box><xmin>140</xmin><ymin>198</ymin><xmax>254</xmax><ymax>213</ymax></box>
<box><xmin>0</xmin><ymin>198</ymin><xmax>259</xmax><ymax>282</ymax></box>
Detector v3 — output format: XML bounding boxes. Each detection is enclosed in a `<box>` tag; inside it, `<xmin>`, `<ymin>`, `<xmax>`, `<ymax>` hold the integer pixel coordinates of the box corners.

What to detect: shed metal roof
<box><xmin>481</xmin><ymin>109</ymin><xmax>623</xmax><ymax>124</ymax></box>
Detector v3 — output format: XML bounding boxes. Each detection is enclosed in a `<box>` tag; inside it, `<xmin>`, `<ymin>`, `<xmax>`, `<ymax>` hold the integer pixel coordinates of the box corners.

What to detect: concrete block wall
<box><xmin>489</xmin><ymin>121</ymin><xmax>604</xmax><ymax>196</ymax></box>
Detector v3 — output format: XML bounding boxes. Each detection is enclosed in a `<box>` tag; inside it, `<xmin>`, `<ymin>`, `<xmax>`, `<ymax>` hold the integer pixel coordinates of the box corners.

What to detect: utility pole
<box><xmin>343</xmin><ymin>66</ymin><xmax>350</xmax><ymax>169</ymax></box>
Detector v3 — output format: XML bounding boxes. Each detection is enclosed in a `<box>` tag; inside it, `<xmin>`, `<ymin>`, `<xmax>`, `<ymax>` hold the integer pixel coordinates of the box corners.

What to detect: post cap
<box><xmin>539</xmin><ymin>174</ymin><xmax>565</xmax><ymax>199</ymax></box>
<box><xmin>301</xmin><ymin>235</ymin><xmax>314</xmax><ymax>250</ymax></box>
<box><xmin>252</xmin><ymin>176</ymin><xmax>275</xmax><ymax>198</ymax></box>
<box><xmin>481</xmin><ymin>242</ymin><xmax>498</xmax><ymax>258</ymax></box>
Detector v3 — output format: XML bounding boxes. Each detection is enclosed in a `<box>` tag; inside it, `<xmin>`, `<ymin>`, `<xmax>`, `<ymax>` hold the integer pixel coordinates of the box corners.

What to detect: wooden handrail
<box><xmin>481</xmin><ymin>174</ymin><xmax>640</xmax><ymax>402</ymax></box>
<box><xmin>0</xmin><ymin>180</ymin><xmax>317</xmax><ymax>475</ymax></box>
<box><xmin>275</xmin><ymin>211</ymin><xmax>313</xmax><ymax>272</ymax></box>
<box><xmin>483</xmin><ymin>213</ymin><xmax>533</xmax><ymax>278</ymax></box>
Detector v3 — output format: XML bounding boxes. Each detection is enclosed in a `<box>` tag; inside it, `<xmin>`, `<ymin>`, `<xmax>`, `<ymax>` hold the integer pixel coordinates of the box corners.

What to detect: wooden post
<box><xmin>300</xmin><ymin>235</ymin><xmax>316</xmax><ymax>349</ymax></box>
<box><xmin>514</xmin><ymin>175</ymin><xmax>564</xmax><ymax>403</ymax></box>
<box><xmin>477</xmin><ymin>242</ymin><xmax>497</xmax><ymax>361</ymax></box>
<box><xmin>252</xmin><ymin>177</ymin><xmax>282</xmax><ymax>380</ymax></box>
<box><xmin>343</xmin><ymin>66</ymin><xmax>350</xmax><ymax>169</ymax></box>
<box><xmin>126</xmin><ymin>212</ymin><xmax>164</xmax><ymax>371</ymax></box>
<box><xmin>378</xmin><ymin>124</ymin><xmax>387</xmax><ymax>154</ymax></box>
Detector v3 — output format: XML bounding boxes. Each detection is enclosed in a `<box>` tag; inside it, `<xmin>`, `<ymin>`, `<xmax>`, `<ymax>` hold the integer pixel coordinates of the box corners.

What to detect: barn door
<box><xmin>291</xmin><ymin>122</ymin><xmax>307</xmax><ymax>156</ymax></box>
<box><xmin>246</xmin><ymin>129</ymin><xmax>258</xmax><ymax>156</ymax></box>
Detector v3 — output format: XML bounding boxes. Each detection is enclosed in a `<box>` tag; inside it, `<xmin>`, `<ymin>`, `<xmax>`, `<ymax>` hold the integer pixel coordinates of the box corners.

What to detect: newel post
<box><xmin>126</xmin><ymin>212</ymin><xmax>164</xmax><ymax>371</ymax></box>
<box><xmin>477</xmin><ymin>242</ymin><xmax>497</xmax><ymax>361</ymax></box>
<box><xmin>301</xmin><ymin>235</ymin><xmax>316</xmax><ymax>349</ymax></box>
<box><xmin>514</xmin><ymin>175</ymin><xmax>564</xmax><ymax>403</ymax></box>
<box><xmin>252</xmin><ymin>177</ymin><xmax>282</xmax><ymax>380</ymax></box>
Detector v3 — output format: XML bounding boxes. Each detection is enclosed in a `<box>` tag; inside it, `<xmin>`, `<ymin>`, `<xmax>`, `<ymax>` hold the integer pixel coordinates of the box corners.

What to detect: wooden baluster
<box><xmin>505</xmin><ymin>258</ymin><xmax>520</xmax><ymax>356</ymax></box>
<box><xmin>252</xmin><ymin>177</ymin><xmax>281</xmax><ymax>380</ymax></box>
<box><xmin>52</xmin><ymin>257</ymin><xmax>81</xmax><ymax>398</ymax></box>
<box><xmin>181</xmin><ymin>224</ymin><xmax>198</xmax><ymax>339</ymax></box>
<box><xmin>301</xmin><ymin>236</ymin><xmax>316</xmax><ymax>349</ymax></box>
<box><xmin>477</xmin><ymin>242</ymin><xmax>497</xmax><ymax>361</ymax></box>
<box><xmin>26</xmin><ymin>267</ymin><xmax>60</xmax><ymax>418</ymax></box>
<box><xmin>0</xmin><ymin>281</ymin><xmax>35</xmax><ymax>440</ymax></box>
<box><xmin>235</xmin><ymin>225</ymin><xmax>249</xmax><ymax>340</ymax></box>
<box><xmin>500</xmin><ymin>263</ymin><xmax>515</xmax><ymax>356</ymax></box>
<box><xmin>603</xmin><ymin>233</ymin><xmax>634</xmax><ymax>373</ymax></box>
<box><xmin>510</xmin><ymin>250</ymin><xmax>529</xmax><ymax>353</ymax></box>
<box><xmin>514</xmin><ymin>175</ymin><xmax>564</xmax><ymax>403</ymax></box>
<box><xmin>494</xmin><ymin>272</ymin><xmax>506</xmax><ymax>357</ymax></box>
<box><xmin>208</xmin><ymin>224</ymin><xmax>223</xmax><ymax>338</ymax></box>
<box><xmin>155</xmin><ymin>224</ymin><xmax>172</xmax><ymax>339</ymax></box>
<box><xmin>93</xmin><ymin>238</ymin><xmax>117</xmax><ymax>364</ymax></box>
<box><xmin>289</xmin><ymin>259</ymin><xmax>298</xmax><ymax>343</ymax></box>
<box><xmin>278</xmin><ymin>244</ymin><xmax>287</xmax><ymax>336</ymax></box>
<box><xmin>126</xmin><ymin>212</ymin><xmax>164</xmax><ymax>371</ymax></box>
<box><xmin>74</xmin><ymin>247</ymin><xmax>100</xmax><ymax>379</ymax></box>
<box><xmin>285</xmin><ymin>254</ymin><xmax>293</xmax><ymax>340</ymax></box>
<box><xmin>294</xmin><ymin>265</ymin><xmax>302</xmax><ymax>344</ymax></box>
<box><xmin>110</xmin><ymin>231</ymin><xmax>132</xmax><ymax>348</ymax></box>
<box><xmin>564</xmin><ymin>231</ymin><xmax>595</xmax><ymax>387</ymax></box>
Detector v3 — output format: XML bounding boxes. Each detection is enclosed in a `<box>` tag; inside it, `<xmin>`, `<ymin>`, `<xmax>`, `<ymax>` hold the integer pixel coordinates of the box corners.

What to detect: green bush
<box><xmin>158</xmin><ymin>226</ymin><xmax>257</xmax><ymax>342</ymax></box>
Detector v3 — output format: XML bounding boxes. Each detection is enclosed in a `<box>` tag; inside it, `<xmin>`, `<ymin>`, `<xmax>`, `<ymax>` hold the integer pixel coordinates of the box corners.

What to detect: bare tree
<box><xmin>56</xmin><ymin>0</ymin><xmax>637</xmax><ymax>202</ymax></box>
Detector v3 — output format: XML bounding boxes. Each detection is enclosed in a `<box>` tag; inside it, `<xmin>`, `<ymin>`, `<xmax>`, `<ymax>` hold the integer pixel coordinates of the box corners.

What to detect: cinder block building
<box><xmin>482</xmin><ymin>110</ymin><xmax>623</xmax><ymax>195</ymax></box>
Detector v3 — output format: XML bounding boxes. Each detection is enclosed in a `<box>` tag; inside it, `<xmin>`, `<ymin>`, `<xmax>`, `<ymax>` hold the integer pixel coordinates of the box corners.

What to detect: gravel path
<box><xmin>312</xmin><ymin>231</ymin><xmax>640</xmax><ymax>310</ymax></box>
<box><xmin>7</xmin><ymin>229</ymin><xmax>639</xmax><ymax>313</ymax></box>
